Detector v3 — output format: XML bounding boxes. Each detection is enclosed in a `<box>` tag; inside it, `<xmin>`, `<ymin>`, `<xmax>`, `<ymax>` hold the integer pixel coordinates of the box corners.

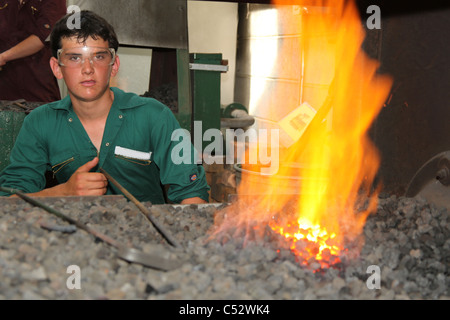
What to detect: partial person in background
<box><xmin>0</xmin><ymin>0</ymin><xmax>66</xmax><ymax>102</ymax></box>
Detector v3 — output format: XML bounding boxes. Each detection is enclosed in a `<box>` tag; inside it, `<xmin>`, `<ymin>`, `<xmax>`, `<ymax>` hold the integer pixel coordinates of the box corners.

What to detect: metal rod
<box><xmin>99</xmin><ymin>168</ymin><xmax>182</xmax><ymax>249</ymax></box>
<box><xmin>294</xmin><ymin>80</ymin><xmax>335</xmax><ymax>160</ymax></box>
<box><xmin>0</xmin><ymin>186</ymin><xmax>181</xmax><ymax>270</ymax></box>
<box><xmin>0</xmin><ymin>186</ymin><xmax>123</xmax><ymax>249</ymax></box>
<box><xmin>13</xmin><ymin>102</ymin><xmax>28</xmax><ymax>110</ymax></box>
<box><xmin>39</xmin><ymin>221</ymin><xmax>77</xmax><ymax>233</ymax></box>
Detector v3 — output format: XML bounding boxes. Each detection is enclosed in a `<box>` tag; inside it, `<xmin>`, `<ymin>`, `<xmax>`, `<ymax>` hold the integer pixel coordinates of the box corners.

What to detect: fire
<box><xmin>271</xmin><ymin>218</ymin><xmax>340</xmax><ymax>263</ymax></box>
<box><xmin>210</xmin><ymin>0</ymin><xmax>392</xmax><ymax>270</ymax></box>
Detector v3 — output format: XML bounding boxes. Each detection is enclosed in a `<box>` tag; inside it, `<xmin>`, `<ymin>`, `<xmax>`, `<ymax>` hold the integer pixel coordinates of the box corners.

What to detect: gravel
<box><xmin>0</xmin><ymin>193</ymin><xmax>448</xmax><ymax>300</ymax></box>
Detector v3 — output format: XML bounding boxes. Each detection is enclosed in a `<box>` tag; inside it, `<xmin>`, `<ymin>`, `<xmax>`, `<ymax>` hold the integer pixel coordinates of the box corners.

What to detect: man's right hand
<box><xmin>62</xmin><ymin>157</ymin><xmax>108</xmax><ymax>196</ymax></box>
<box><xmin>22</xmin><ymin>157</ymin><xmax>108</xmax><ymax>198</ymax></box>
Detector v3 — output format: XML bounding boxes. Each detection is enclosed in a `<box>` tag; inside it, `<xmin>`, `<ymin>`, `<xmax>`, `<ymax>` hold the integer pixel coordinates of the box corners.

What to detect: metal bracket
<box><xmin>189</xmin><ymin>63</ymin><xmax>229</xmax><ymax>72</ymax></box>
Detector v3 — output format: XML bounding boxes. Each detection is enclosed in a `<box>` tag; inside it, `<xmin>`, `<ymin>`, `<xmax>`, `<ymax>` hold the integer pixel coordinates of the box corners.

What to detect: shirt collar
<box><xmin>111</xmin><ymin>87</ymin><xmax>147</xmax><ymax>110</ymax></box>
<box><xmin>47</xmin><ymin>94</ymin><xmax>72</xmax><ymax>111</ymax></box>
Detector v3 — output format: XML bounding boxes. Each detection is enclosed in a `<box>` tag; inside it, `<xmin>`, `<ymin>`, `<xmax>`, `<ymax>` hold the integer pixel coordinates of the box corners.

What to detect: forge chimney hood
<box><xmin>71</xmin><ymin>0</ymin><xmax>188</xmax><ymax>49</ymax></box>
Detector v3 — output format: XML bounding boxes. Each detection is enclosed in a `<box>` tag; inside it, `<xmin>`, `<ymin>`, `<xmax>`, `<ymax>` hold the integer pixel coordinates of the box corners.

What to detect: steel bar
<box><xmin>39</xmin><ymin>220</ymin><xmax>77</xmax><ymax>233</ymax></box>
<box><xmin>99</xmin><ymin>168</ymin><xmax>182</xmax><ymax>249</ymax></box>
<box><xmin>0</xmin><ymin>186</ymin><xmax>181</xmax><ymax>270</ymax></box>
<box><xmin>0</xmin><ymin>186</ymin><xmax>123</xmax><ymax>248</ymax></box>
<box><xmin>294</xmin><ymin>80</ymin><xmax>335</xmax><ymax>161</ymax></box>
<box><xmin>189</xmin><ymin>63</ymin><xmax>229</xmax><ymax>72</ymax></box>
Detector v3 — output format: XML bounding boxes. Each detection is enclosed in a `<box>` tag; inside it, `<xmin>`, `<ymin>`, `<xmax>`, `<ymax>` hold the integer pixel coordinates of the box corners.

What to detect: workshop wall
<box><xmin>62</xmin><ymin>0</ymin><xmax>238</xmax><ymax>106</ymax></box>
<box><xmin>187</xmin><ymin>1</ymin><xmax>238</xmax><ymax>106</ymax></box>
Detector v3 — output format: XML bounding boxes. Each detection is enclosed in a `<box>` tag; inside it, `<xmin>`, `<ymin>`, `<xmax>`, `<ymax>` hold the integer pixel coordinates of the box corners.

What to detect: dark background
<box><xmin>357</xmin><ymin>0</ymin><xmax>450</xmax><ymax>194</ymax></box>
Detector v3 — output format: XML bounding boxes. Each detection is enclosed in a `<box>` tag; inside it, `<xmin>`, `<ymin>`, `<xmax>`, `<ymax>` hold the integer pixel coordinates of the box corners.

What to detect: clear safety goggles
<box><xmin>57</xmin><ymin>46</ymin><xmax>116</xmax><ymax>68</ymax></box>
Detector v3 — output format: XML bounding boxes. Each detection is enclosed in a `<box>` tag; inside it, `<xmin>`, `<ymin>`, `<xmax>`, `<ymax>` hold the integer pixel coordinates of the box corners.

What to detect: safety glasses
<box><xmin>57</xmin><ymin>46</ymin><xmax>116</xmax><ymax>68</ymax></box>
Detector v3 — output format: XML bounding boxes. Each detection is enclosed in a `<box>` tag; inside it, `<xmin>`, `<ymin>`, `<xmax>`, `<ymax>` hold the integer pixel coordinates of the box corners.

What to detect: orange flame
<box><xmin>210</xmin><ymin>0</ymin><xmax>392</xmax><ymax>270</ymax></box>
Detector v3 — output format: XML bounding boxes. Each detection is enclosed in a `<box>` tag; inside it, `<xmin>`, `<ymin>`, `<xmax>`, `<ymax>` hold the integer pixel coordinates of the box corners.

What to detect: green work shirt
<box><xmin>0</xmin><ymin>87</ymin><xmax>210</xmax><ymax>204</ymax></box>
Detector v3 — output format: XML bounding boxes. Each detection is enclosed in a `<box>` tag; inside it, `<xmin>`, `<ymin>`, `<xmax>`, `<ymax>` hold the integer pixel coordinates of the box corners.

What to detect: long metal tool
<box><xmin>0</xmin><ymin>186</ymin><xmax>181</xmax><ymax>271</ymax></box>
<box><xmin>99</xmin><ymin>168</ymin><xmax>182</xmax><ymax>249</ymax></box>
<box><xmin>405</xmin><ymin>150</ymin><xmax>450</xmax><ymax>210</ymax></box>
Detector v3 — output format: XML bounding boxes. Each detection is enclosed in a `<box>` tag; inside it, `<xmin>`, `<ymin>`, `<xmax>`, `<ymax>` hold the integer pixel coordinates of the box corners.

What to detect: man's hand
<box><xmin>62</xmin><ymin>157</ymin><xmax>108</xmax><ymax>196</ymax></box>
<box><xmin>23</xmin><ymin>158</ymin><xmax>107</xmax><ymax>198</ymax></box>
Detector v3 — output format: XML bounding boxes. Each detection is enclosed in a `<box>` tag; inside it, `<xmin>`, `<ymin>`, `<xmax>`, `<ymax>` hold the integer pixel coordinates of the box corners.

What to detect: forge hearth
<box><xmin>0</xmin><ymin>194</ymin><xmax>448</xmax><ymax>300</ymax></box>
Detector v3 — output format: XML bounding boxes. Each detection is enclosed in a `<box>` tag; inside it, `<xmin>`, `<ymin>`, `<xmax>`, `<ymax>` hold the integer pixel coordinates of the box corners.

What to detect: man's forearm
<box><xmin>10</xmin><ymin>184</ymin><xmax>69</xmax><ymax>198</ymax></box>
<box><xmin>180</xmin><ymin>197</ymin><xmax>207</xmax><ymax>204</ymax></box>
<box><xmin>0</xmin><ymin>35</ymin><xmax>44</xmax><ymax>65</ymax></box>
<box><xmin>27</xmin><ymin>185</ymin><xmax>67</xmax><ymax>197</ymax></box>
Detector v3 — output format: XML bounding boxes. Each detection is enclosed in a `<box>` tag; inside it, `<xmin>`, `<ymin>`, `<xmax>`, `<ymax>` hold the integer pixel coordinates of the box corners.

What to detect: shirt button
<box><xmin>105</xmin><ymin>142</ymin><xmax>110</xmax><ymax>147</ymax></box>
<box><xmin>119</xmin><ymin>114</ymin><xmax>123</xmax><ymax>119</ymax></box>
<box><xmin>68</xmin><ymin>118</ymin><xmax>73</xmax><ymax>122</ymax></box>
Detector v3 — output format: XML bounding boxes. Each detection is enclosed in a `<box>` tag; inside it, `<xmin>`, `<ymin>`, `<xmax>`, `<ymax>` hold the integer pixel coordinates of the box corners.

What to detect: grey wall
<box><xmin>69</xmin><ymin>0</ymin><xmax>188</xmax><ymax>49</ymax></box>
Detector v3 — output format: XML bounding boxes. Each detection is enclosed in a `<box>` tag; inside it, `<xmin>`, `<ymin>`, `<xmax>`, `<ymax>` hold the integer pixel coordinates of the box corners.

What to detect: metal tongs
<box><xmin>0</xmin><ymin>186</ymin><xmax>181</xmax><ymax>271</ymax></box>
<box><xmin>99</xmin><ymin>168</ymin><xmax>182</xmax><ymax>248</ymax></box>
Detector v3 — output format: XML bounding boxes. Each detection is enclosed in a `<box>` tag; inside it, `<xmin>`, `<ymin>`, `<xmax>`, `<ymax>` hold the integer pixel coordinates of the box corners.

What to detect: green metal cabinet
<box><xmin>189</xmin><ymin>53</ymin><xmax>227</xmax><ymax>153</ymax></box>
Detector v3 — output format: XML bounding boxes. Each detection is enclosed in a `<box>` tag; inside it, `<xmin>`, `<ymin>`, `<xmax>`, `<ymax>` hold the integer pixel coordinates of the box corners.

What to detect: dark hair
<box><xmin>50</xmin><ymin>10</ymin><xmax>119</xmax><ymax>58</ymax></box>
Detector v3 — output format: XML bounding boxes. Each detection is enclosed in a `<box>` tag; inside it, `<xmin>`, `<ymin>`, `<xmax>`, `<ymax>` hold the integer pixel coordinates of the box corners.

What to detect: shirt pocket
<box><xmin>114</xmin><ymin>155</ymin><xmax>151</xmax><ymax>166</ymax></box>
<box><xmin>114</xmin><ymin>146</ymin><xmax>152</xmax><ymax>166</ymax></box>
<box><xmin>113</xmin><ymin>149</ymin><xmax>154</xmax><ymax>182</ymax></box>
<box><xmin>50</xmin><ymin>153</ymin><xmax>78</xmax><ymax>182</ymax></box>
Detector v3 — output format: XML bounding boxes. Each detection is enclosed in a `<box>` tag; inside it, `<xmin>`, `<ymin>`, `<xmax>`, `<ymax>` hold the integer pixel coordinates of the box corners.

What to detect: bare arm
<box><xmin>180</xmin><ymin>197</ymin><xmax>208</xmax><ymax>204</ymax></box>
<box><xmin>15</xmin><ymin>158</ymin><xmax>108</xmax><ymax>197</ymax></box>
<box><xmin>0</xmin><ymin>35</ymin><xmax>44</xmax><ymax>66</ymax></box>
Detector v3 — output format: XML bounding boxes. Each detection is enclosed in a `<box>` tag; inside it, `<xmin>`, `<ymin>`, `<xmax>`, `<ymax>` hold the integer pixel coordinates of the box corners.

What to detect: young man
<box><xmin>0</xmin><ymin>11</ymin><xmax>210</xmax><ymax>204</ymax></box>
